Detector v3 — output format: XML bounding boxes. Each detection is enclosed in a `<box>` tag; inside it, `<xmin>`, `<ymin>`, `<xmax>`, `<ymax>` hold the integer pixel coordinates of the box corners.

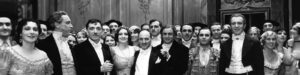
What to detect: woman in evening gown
<box><xmin>110</xmin><ymin>27</ymin><xmax>135</xmax><ymax>75</ymax></box>
<box><xmin>0</xmin><ymin>19</ymin><xmax>53</xmax><ymax>75</ymax></box>
<box><xmin>261</xmin><ymin>31</ymin><xmax>283</xmax><ymax>75</ymax></box>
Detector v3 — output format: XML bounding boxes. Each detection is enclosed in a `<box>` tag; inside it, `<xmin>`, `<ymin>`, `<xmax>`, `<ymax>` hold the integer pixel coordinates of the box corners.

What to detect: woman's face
<box><xmin>21</xmin><ymin>22</ymin><xmax>39</xmax><ymax>43</ymax></box>
<box><xmin>191</xmin><ymin>33</ymin><xmax>198</xmax><ymax>44</ymax></box>
<box><xmin>68</xmin><ymin>35</ymin><xmax>76</xmax><ymax>47</ymax></box>
<box><xmin>118</xmin><ymin>29</ymin><xmax>129</xmax><ymax>43</ymax></box>
<box><xmin>77</xmin><ymin>32</ymin><xmax>87</xmax><ymax>43</ymax></box>
<box><xmin>220</xmin><ymin>33</ymin><xmax>230</xmax><ymax>43</ymax></box>
<box><xmin>264</xmin><ymin>35</ymin><xmax>276</xmax><ymax>49</ymax></box>
<box><xmin>105</xmin><ymin>36</ymin><xmax>116</xmax><ymax>46</ymax></box>
<box><xmin>276</xmin><ymin>30</ymin><xmax>287</xmax><ymax>44</ymax></box>
<box><xmin>249</xmin><ymin>30</ymin><xmax>259</xmax><ymax>40</ymax></box>
<box><xmin>131</xmin><ymin>29</ymin><xmax>139</xmax><ymax>42</ymax></box>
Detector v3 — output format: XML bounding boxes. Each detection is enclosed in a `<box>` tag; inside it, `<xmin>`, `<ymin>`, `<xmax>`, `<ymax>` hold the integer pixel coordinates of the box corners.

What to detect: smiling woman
<box><xmin>0</xmin><ymin>19</ymin><xmax>53</xmax><ymax>75</ymax></box>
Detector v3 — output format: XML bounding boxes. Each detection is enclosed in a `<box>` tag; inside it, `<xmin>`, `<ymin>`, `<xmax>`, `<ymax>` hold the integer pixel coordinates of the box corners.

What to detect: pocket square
<box><xmin>155</xmin><ymin>57</ymin><xmax>161</xmax><ymax>64</ymax></box>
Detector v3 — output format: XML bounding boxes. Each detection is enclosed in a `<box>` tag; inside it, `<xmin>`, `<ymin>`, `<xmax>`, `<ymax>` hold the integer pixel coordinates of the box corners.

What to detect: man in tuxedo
<box><xmin>0</xmin><ymin>17</ymin><xmax>14</xmax><ymax>51</ymax></box>
<box><xmin>73</xmin><ymin>19</ymin><xmax>113</xmax><ymax>75</ymax></box>
<box><xmin>149</xmin><ymin>19</ymin><xmax>162</xmax><ymax>47</ymax></box>
<box><xmin>158</xmin><ymin>25</ymin><xmax>189</xmax><ymax>75</ymax></box>
<box><xmin>131</xmin><ymin>30</ymin><xmax>164</xmax><ymax>75</ymax></box>
<box><xmin>218</xmin><ymin>13</ymin><xmax>264</xmax><ymax>75</ymax></box>
<box><xmin>37</xmin><ymin>11</ymin><xmax>76</xmax><ymax>75</ymax></box>
<box><xmin>181</xmin><ymin>24</ymin><xmax>193</xmax><ymax>48</ymax></box>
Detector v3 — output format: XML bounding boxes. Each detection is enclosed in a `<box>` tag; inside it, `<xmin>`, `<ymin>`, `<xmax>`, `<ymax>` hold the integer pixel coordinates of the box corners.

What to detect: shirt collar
<box><xmin>162</xmin><ymin>42</ymin><xmax>173</xmax><ymax>48</ymax></box>
<box><xmin>53</xmin><ymin>31</ymin><xmax>67</xmax><ymax>41</ymax></box>
<box><xmin>182</xmin><ymin>39</ymin><xmax>192</xmax><ymax>44</ymax></box>
<box><xmin>0</xmin><ymin>38</ymin><xmax>11</xmax><ymax>46</ymax></box>
<box><xmin>89</xmin><ymin>39</ymin><xmax>102</xmax><ymax>46</ymax></box>
<box><xmin>140</xmin><ymin>47</ymin><xmax>152</xmax><ymax>55</ymax></box>
<box><xmin>152</xmin><ymin>34</ymin><xmax>161</xmax><ymax>41</ymax></box>
<box><xmin>232</xmin><ymin>32</ymin><xmax>245</xmax><ymax>40</ymax></box>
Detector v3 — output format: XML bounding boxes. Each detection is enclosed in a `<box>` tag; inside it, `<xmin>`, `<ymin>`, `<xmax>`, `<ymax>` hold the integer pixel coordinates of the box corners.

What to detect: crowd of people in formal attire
<box><xmin>0</xmin><ymin>11</ymin><xmax>300</xmax><ymax>75</ymax></box>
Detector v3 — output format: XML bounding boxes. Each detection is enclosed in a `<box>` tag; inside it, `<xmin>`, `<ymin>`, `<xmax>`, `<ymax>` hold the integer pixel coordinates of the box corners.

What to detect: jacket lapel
<box><xmin>224</xmin><ymin>39</ymin><xmax>233</xmax><ymax>58</ymax></box>
<box><xmin>85</xmin><ymin>40</ymin><xmax>101</xmax><ymax>64</ymax></box>
<box><xmin>242</xmin><ymin>36</ymin><xmax>252</xmax><ymax>57</ymax></box>
<box><xmin>148</xmin><ymin>47</ymin><xmax>157</xmax><ymax>75</ymax></box>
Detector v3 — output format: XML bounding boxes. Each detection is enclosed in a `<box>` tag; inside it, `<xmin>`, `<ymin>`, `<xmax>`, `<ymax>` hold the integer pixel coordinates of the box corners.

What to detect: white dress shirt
<box><xmin>226</xmin><ymin>32</ymin><xmax>253</xmax><ymax>74</ymax></box>
<box><xmin>0</xmin><ymin>38</ymin><xmax>11</xmax><ymax>51</ymax></box>
<box><xmin>151</xmin><ymin>34</ymin><xmax>161</xmax><ymax>47</ymax></box>
<box><xmin>89</xmin><ymin>39</ymin><xmax>105</xmax><ymax>65</ymax></box>
<box><xmin>135</xmin><ymin>47</ymin><xmax>152</xmax><ymax>75</ymax></box>
<box><xmin>182</xmin><ymin>39</ymin><xmax>192</xmax><ymax>48</ymax></box>
<box><xmin>53</xmin><ymin>31</ymin><xmax>76</xmax><ymax>75</ymax></box>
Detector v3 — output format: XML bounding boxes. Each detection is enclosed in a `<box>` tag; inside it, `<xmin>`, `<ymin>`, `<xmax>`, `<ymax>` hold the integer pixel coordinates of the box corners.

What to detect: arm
<box><xmin>250</xmin><ymin>41</ymin><xmax>264</xmax><ymax>75</ymax></box>
<box><xmin>0</xmin><ymin>50</ymin><xmax>11</xmax><ymax>75</ymax></box>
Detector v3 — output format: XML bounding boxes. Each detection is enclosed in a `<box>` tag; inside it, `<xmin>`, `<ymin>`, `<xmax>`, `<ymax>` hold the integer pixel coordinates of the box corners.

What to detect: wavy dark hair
<box><xmin>114</xmin><ymin>27</ymin><xmax>132</xmax><ymax>45</ymax></box>
<box><xmin>14</xmin><ymin>19</ymin><xmax>41</xmax><ymax>46</ymax></box>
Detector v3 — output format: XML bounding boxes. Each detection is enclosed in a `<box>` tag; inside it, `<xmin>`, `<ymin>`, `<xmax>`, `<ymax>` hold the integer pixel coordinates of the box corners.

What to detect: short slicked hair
<box><xmin>47</xmin><ymin>11</ymin><xmax>68</xmax><ymax>29</ymax></box>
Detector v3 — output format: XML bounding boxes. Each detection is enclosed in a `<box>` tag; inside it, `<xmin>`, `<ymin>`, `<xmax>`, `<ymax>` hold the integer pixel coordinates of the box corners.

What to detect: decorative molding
<box><xmin>138</xmin><ymin>0</ymin><xmax>152</xmax><ymax>22</ymax></box>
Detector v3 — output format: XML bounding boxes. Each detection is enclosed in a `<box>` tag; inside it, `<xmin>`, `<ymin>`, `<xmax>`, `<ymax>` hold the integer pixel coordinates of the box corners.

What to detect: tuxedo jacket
<box><xmin>157</xmin><ymin>41</ymin><xmax>189</xmax><ymax>75</ymax></box>
<box><xmin>37</xmin><ymin>34</ymin><xmax>77</xmax><ymax>75</ymax></box>
<box><xmin>73</xmin><ymin>40</ymin><xmax>112</xmax><ymax>75</ymax></box>
<box><xmin>218</xmin><ymin>36</ymin><xmax>264</xmax><ymax>75</ymax></box>
<box><xmin>130</xmin><ymin>46</ymin><xmax>165</xmax><ymax>75</ymax></box>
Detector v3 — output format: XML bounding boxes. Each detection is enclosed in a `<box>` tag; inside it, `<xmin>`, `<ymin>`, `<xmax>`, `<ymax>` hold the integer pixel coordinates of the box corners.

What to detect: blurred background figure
<box><xmin>104</xmin><ymin>34</ymin><xmax>116</xmax><ymax>47</ymax></box>
<box><xmin>38</xmin><ymin>20</ymin><xmax>49</xmax><ymax>40</ymax></box>
<box><xmin>220</xmin><ymin>29</ymin><xmax>231</xmax><ymax>43</ymax></box>
<box><xmin>106</xmin><ymin>19</ymin><xmax>122</xmax><ymax>36</ymax></box>
<box><xmin>223</xmin><ymin>24</ymin><xmax>231</xmax><ymax>30</ymax></box>
<box><xmin>248</xmin><ymin>26</ymin><xmax>261</xmax><ymax>41</ymax></box>
<box><xmin>174</xmin><ymin>24</ymin><xmax>182</xmax><ymax>43</ymax></box>
<box><xmin>76</xmin><ymin>29</ymin><xmax>87</xmax><ymax>44</ymax></box>
<box><xmin>129</xmin><ymin>25</ymin><xmax>141</xmax><ymax>46</ymax></box>
<box><xmin>101</xmin><ymin>24</ymin><xmax>110</xmax><ymax>40</ymax></box>
<box><xmin>68</xmin><ymin>34</ymin><xmax>77</xmax><ymax>49</ymax></box>
<box><xmin>141</xmin><ymin>23</ymin><xmax>150</xmax><ymax>31</ymax></box>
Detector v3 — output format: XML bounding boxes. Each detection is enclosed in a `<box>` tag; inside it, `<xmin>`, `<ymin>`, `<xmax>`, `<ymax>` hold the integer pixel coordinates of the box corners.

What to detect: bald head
<box><xmin>139</xmin><ymin>30</ymin><xmax>151</xmax><ymax>50</ymax></box>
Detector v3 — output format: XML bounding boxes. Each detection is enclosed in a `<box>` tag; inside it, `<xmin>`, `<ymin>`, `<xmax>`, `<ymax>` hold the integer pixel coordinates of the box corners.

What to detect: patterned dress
<box><xmin>0</xmin><ymin>45</ymin><xmax>53</xmax><ymax>75</ymax></box>
<box><xmin>190</xmin><ymin>46</ymin><xmax>219</xmax><ymax>75</ymax></box>
<box><xmin>111</xmin><ymin>46</ymin><xmax>135</xmax><ymax>75</ymax></box>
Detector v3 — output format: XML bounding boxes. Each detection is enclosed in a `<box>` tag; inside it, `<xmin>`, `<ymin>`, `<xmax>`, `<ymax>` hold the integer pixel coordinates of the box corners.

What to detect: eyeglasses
<box><xmin>0</xmin><ymin>22</ymin><xmax>11</xmax><ymax>26</ymax></box>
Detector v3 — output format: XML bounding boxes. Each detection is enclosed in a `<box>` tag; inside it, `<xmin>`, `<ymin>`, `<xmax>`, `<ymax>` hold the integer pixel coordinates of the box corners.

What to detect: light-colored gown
<box><xmin>110</xmin><ymin>46</ymin><xmax>135</xmax><ymax>75</ymax></box>
<box><xmin>0</xmin><ymin>46</ymin><xmax>53</xmax><ymax>75</ymax></box>
<box><xmin>263</xmin><ymin>50</ymin><xmax>283</xmax><ymax>75</ymax></box>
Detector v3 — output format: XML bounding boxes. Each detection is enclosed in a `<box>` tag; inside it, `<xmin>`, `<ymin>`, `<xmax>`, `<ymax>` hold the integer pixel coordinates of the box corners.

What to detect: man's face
<box><xmin>211</xmin><ymin>25</ymin><xmax>222</xmax><ymax>39</ymax></box>
<box><xmin>39</xmin><ymin>24</ymin><xmax>48</xmax><ymax>39</ymax></box>
<box><xmin>138</xmin><ymin>31</ymin><xmax>151</xmax><ymax>50</ymax></box>
<box><xmin>194</xmin><ymin>26</ymin><xmax>201</xmax><ymax>35</ymax></box>
<box><xmin>231</xmin><ymin>17</ymin><xmax>246</xmax><ymax>35</ymax></box>
<box><xmin>56</xmin><ymin>15</ymin><xmax>73</xmax><ymax>35</ymax></box>
<box><xmin>102</xmin><ymin>25</ymin><xmax>110</xmax><ymax>38</ymax></box>
<box><xmin>249</xmin><ymin>30</ymin><xmax>259</xmax><ymax>40</ymax></box>
<box><xmin>109</xmin><ymin>22</ymin><xmax>119</xmax><ymax>34</ymax></box>
<box><xmin>87</xmin><ymin>23</ymin><xmax>102</xmax><ymax>42</ymax></box>
<box><xmin>150</xmin><ymin>21</ymin><xmax>161</xmax><ymax>36</ymax></box>
<box><xmin>263</xmin><ymin>22</ymin><xmax>274</xmax><ymax>32</ymax></box>
<box><xmin>162</xmin><ymin>28</ymin><xmax>174</xmax><ymax>44</ymax></box>
<box><xmin>198</xmin><ymin>29</ymin><xmax>211</xmax><ymax>45</ymax></box>
<box><xmin>181</xmin><ymin>25</ymin><xmax>193</xmax><ymax>41</ymax></box>
<box><xmin>0</xmin><ymin>17</ymin><xmax>12</xmax><ymax>37</ymax></box>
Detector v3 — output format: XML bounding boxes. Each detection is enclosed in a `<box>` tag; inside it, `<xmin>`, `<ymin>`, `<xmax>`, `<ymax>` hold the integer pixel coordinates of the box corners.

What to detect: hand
<box><xmin>100</xmin><ymin>60</ymin><xmax>113</xmax><ymax>72</ymax></box>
